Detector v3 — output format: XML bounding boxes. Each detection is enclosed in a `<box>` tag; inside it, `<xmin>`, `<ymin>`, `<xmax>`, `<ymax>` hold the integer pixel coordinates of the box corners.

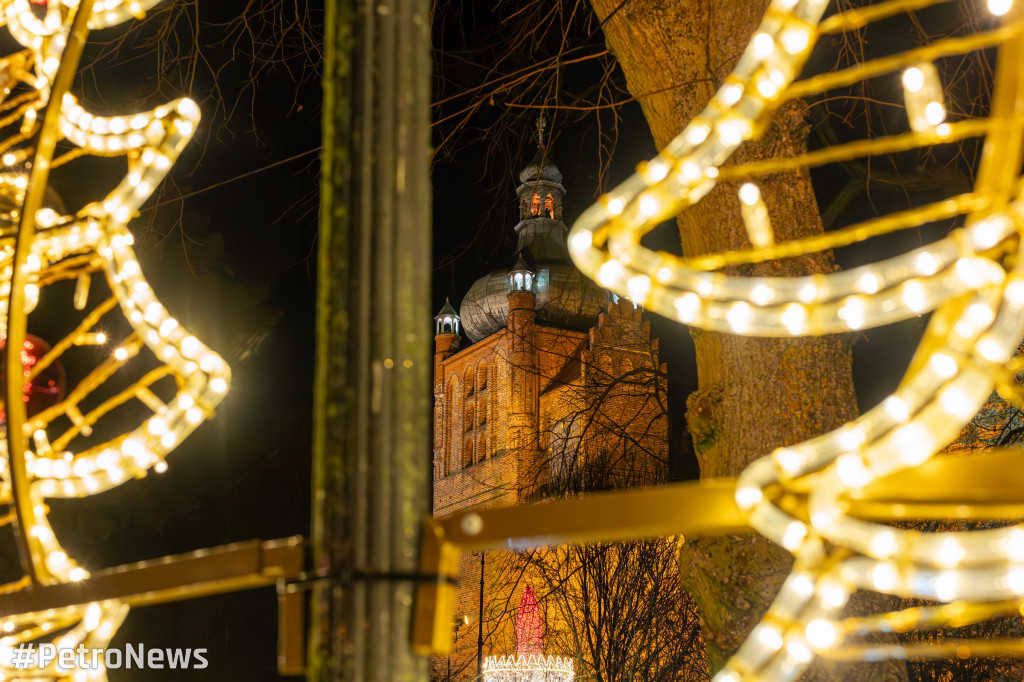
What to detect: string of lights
<box><xmin>567</xmin><ymin>0</ymin><xmax>1024</xmax><ymax>679</ymax></box>
<box><xmin>0</xmin><ymin>1</ymin><xmax>229</xmax><ymax>678</ymax></box>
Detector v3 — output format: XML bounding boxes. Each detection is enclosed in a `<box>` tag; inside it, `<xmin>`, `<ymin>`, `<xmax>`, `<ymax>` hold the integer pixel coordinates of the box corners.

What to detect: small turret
<box><xmin>433</xmin><ymin>299</ymin><xmax>461</xmax><ymax>396</ymax></box>
<box><xmin>508</xmin><ymin>255</ymin><xmax>536</xmax><ymax>296</ymax></box>
<box><xmin>434</xmin><ymin>298</ymin><xmax>461</xmax><ymax>336</ymax></box>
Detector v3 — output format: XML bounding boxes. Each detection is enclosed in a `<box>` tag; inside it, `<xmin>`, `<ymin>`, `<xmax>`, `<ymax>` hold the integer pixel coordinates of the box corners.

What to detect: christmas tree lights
<box><xmin>568</xmin><ymin>0</ymin><xmax>1024</xmax><ymax>679</ymax></box>
<box><xmin>0</xmin><ymin>1</ymin><xmax>229</xmax><ymax>679</ymax></box>
<box><xmin>513</xmin><ymin>585</ymin><xmax>543</xmax><ymax>656</ymax></box>
<box><xmin>483</xmin><ymin>586</ymin><xmax>575</xmax><ymax>682</ymax></box>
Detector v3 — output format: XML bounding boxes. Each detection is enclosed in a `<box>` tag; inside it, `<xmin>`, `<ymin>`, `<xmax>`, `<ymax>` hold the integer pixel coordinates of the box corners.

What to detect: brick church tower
<box><xmin>431</xmin><ymin>125</ymin><xmax>668</xmax><ymax>680</ymax></box>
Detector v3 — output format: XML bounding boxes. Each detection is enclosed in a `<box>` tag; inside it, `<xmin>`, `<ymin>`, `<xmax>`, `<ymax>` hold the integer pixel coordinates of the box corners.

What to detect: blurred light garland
<box><xmin>0</xmin><ymin>1</ymin><xmax>229</xmax><ymax>679</ymax></box>
<box><xmin>568</xmin><ymin>0</ymin><xmax>1024</xmax><ymax>679</ymax></box>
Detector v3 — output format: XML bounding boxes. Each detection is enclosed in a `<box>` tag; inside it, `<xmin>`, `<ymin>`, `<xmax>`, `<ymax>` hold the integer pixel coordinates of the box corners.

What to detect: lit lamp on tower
<box><xmin>508</xmin><ymin>255</ymin><xmax>535</xmax><ymax>294</ymax></box>
<box><xmin>482</xmin><ymin>585</ymin><xmax>574</xmax><ymax>682</ymax></box>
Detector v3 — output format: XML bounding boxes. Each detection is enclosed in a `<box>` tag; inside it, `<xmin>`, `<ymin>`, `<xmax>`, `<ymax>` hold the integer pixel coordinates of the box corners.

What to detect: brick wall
<box><xmin>431</xmin><ymin>299</ymin><xmax>669</xmax><ymax>679</ymax></box>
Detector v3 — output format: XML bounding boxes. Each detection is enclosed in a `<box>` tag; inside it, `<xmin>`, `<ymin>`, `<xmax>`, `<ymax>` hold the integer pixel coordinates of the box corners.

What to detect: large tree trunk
<box><xmin>587</xmin><ymin>1</ymin><xmax>907</xmax><ymax>679</ymax></box>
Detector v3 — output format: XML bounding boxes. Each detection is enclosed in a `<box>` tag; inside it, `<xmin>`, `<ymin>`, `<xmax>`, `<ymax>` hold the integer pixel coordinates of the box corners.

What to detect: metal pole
<box><xmin>477</xmin><ymin>552</ymin><xmax>485</xmax><ymax>679</ymax></box>
<box><xmin>311</xmin><ymin>0</ymin><xmax>432</xmax><ymax>676</ymax></box>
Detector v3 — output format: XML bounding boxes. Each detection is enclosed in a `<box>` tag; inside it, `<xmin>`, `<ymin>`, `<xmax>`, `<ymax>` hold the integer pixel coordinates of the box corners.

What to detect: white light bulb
<box><xmin>675</xmin><ymin>293</ymin><xmax>701</xmax><ymax>323</ymax></box>
<box><xmin>780</xmin><ymin>27</ymin><xmax>810</xmax><ymax>54</ymax></box>
<box><xmin>687</xmin><ymin>124</ymin><xmax>709</xmax><ymax>145</ymax></box>
<box><xmin>781</xmin><ymin>521</ymin><xmax>807</xmax><ymax>550</ymax></box>
<box><xmin>752</xmin><ymin>33</ymin><xmax>775</xmax><ymax>58</ymax></box>
<box><xmin>638</xmin><ymin>194</ymin><xmax>659</xmax><ymax>216</ymax></box>
<box><xmin>727</xmin><ymin>302</ymin><xmax>751</xmax><ymax>333</ymax></box>
<box><xmin>924</xmin><ymin>101</ymin><xmax>946</xmax><ymax>126</ymax></box>
<box><xmin>757</xmin><ymin>625</ymin><xmax>784</xmax><ymax>651</ymax></box>
<box><xmin>597</xmin><ymin>260</ymin><xmax>624</xmax><ymax>287</ymax></box>
<box><xmin>805</xmin><ymin>619</ymin><xmax>837</xmax><ymax>649</ymax></box>
<box><xmin>781</xmin><ymin>304</ymin><xmax>806</xmax><ymax>335</ymax></box>
<box><xmin>570</xmin><ymin>230</ymin><xmax>592</xmax><ymax>254</ymax></box>
<box><xmin>871</xmin><ymin>531</ymin><xmax>898</xmax><ymax>558</ymax></box>
<box><xmin>736</xmin><ymin>485</ymin><xmax>763</xmax><ymax>509</ymax></box>
<box><xmin>936</xmin><ymin>538</ymin><xmax>965</xmax><ymax>568</ymax></box>
<box><xmin>645</xmin><ymin>161</ymin><xmax>669</xmax><ymax>182</ymax></box>
<box><xmin>751</xmin><ymin>284</ymin><xmax>774</xmax><ymax>305</ymax></box>
<box><xmin>929</xmin><ymin>353</ymin><xmax>958</xmax><ymax>379</ymax></box>
<box><xmin>739</xmin><ymin>183</ymin><xmax>760</xmax><ymax>206</ymax></box>
<box><xmin>870</xmin><ymin>563</ymin><xmax>897</xmax><ymax>592</ymax></box>
<box><xmin>786</xmin><ymin>638</ymin><xmax>812</xmax><ymax>663</ymax></box>
<box><xmin>627</xmin><ymin>275</ymin><xmax>651</xmax><ymax>302</ymax></box>
<box><xmin>989</xmin><ymin>0</ymin><xmax>1013</xmax><ymax>16</ymax></box>
<box><xmin>774</xmin><ymin>448</ymin><xmax>803</xmax><ymax>475</ymax></box>
<box><xmin>902</xmin><ymin>67</ymin><xmax>925</xmax><ymax>93</ymax></box>
<box><xmin>882</xmin><ymin>396</ymin><xmax>909</xmax><ymax>422</ymax></box>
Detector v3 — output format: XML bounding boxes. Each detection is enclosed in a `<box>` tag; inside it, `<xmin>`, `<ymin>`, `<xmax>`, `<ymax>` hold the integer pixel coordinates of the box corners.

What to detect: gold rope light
<box><xmin>0</xmin><ymin>1</ymin><xmax>231</xmax><ymax>679</ymax></box>
<box><xmin>568</xmin><ymin>0</ymin><xmax>1024</xmax><ymax>679</ymax></box>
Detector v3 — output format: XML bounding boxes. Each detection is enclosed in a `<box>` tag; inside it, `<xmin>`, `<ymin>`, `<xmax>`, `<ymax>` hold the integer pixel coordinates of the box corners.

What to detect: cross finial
<box><xmin>537</xmin><ymin>113</ymin><xmax>547</xmax><ymax>149</ymax></box>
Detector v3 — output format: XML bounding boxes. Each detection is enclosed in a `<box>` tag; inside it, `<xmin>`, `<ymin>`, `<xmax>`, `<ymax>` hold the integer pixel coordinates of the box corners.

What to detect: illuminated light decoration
<box><xmin>514</xmin><ymin>585</ymin><xmax>543</xmax><ymax>656</ymax></box>
<box><xmin>0</xmin><ymin>1</ymin><xmax>230</xmax><ymax>679</ymax></box>
<box><xmin>738</xmin><ymin>182</ymin><xmax>773</xmax><ymax>248</ymax></box>
<box><xmin>562</xmin><ymin>0</ymin><xmax>1024</xmax><ymax>679</ymax></box>
<box><xmin>483</xmin><ymin>586</ymin><xmax>575</xmax><ymax>682</ymax></box>
<box><xmin>989</xmin><ymin>0</ymin><xmax>1013</xmax><ymax>16</ymax></box>
<box><xmin>902</xmin><ymin>62</ymin><xmax>946</xmax><ymax>133</ymax></box>
<box><xmin>0</xmin><ymin>334</ymin><xmax>64</xmax><ymax>422</ymax></box>
<box><xmin>481</xmin><ymin>655</ymin><xmax>575</xmax><ymax>682</ymax></box>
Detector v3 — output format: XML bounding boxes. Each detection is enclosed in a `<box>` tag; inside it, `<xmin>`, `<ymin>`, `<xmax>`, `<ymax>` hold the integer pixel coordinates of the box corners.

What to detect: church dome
<box><xmin>460</xmin><ymin>255</ymin><xmax>605</xmax><ymax>342</ymax></box>
<box><xmin>518</xmin><ymin>147</ymin><xmax>563</xmax><ymax>185</ymax></box>
<box><xmin>458</xmin><ymin>119</ymin><xmax>605</xmax><ymax>342</ymax></box>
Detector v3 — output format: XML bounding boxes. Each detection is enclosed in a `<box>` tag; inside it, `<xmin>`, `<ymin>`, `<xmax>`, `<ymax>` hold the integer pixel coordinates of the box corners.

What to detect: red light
<box><xmin>514</xmin><ymin>585</ymin><xmax>544</xmax><ymax>656</ymax></box>
<box><xmin>0</xmin><ymin>334</ymin><xmax>65</xmax><ymax>422</ymax></box>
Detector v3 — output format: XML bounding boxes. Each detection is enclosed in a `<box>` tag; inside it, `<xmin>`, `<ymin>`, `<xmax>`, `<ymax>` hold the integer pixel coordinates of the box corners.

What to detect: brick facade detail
<box><xmin>432</xmin><ymin>298</ymin><xmax>668</xmax><ymax>679</ymax></box>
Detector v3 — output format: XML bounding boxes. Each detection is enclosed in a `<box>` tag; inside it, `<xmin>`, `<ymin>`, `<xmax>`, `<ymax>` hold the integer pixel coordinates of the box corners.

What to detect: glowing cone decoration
<box><xmin>514</xmin><ymin>585</ymin><xmax>544</xmax><ymax>656</ymax></box>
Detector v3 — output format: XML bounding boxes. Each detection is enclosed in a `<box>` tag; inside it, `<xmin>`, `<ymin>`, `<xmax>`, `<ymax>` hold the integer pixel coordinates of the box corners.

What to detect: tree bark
<box><xmin>587</xmin><ymin>1</ymin><xmax>907</xmax><ymax>679</ymax></box>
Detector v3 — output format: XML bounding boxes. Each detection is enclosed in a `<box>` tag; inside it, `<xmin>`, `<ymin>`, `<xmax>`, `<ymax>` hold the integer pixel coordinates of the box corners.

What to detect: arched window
<box><xmin>463</xmin><ymin>437</ymin><xmax>474</xmax><ymax>469</ymax></box>
<box><xmin>464</xmin><ymin>366</ymin><xmax>475</xmax><ymax>396</ymax></box>
<box><xmin>478</xmin><ymin>360</ymin><xmax>488</xmax><ymax>390</ymax></box>
<box><xmin>530</xmin><ymin>193</ymin><xmax>541</xmax><ymax>216</ymax></box>
<box><xmin>478</xmin><ymin>395</ymin><xmax>488</xmax><ymax>425</ymax></box>
<box><xmin>445</xmin><ymin>378</ymin><xmax>458</xmax><ymax>474</ymax></box>
<box><xmin>544</xmin><ymin>193</ymin><xmax>554</xmax><ymax>218</ymax></box>
<box><xmin>477</xmin><ymin>433</ymin><xmax>487</xmax><ymax>461</ymax></box>
<box><xmin>464</xmin><ymin>403</ymin><xmax>474</xmax><ymax>432</ymax></box>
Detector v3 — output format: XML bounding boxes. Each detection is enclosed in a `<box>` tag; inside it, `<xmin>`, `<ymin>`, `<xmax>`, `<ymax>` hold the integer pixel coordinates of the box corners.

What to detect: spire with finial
<box><xmin>536</xmin><ymin>112</ymin><xmax>547</xmax><ymax>149</ymax></box>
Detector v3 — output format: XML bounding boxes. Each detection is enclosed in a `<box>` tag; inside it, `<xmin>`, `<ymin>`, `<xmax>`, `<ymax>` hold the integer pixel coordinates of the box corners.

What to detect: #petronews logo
<box><xmin>8</xmin><ymin>642</ymin><xmax>209</xmax><ymax>670</ymax></box>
